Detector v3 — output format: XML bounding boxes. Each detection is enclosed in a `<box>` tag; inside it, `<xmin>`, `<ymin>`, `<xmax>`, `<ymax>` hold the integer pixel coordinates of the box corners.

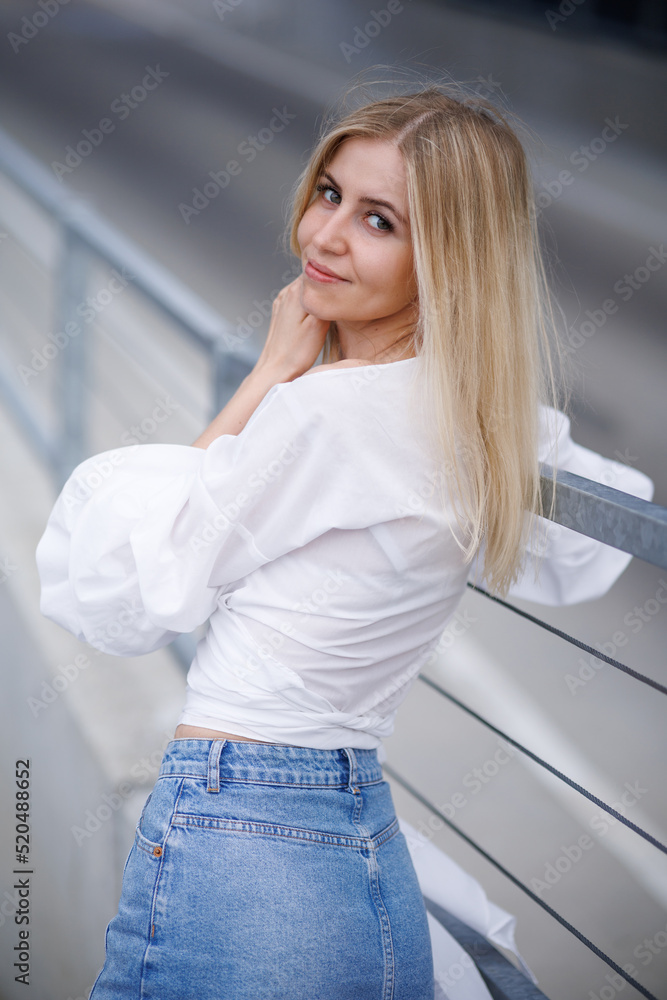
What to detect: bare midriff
<box><xmin>174</xmin><ymin>723</ymin><xmax>282</xmax><ymax>744</ymax></box>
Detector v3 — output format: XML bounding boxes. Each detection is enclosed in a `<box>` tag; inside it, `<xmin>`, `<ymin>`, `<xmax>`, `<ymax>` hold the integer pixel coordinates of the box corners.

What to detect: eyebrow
<box><xmin>323</xmin><ymin>170</ymin><xmax>406</xmax><ymax>226</ymax></box>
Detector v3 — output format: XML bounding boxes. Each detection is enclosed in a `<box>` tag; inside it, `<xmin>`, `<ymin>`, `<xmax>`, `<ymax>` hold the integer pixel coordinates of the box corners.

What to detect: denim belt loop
<box><xmin>207</xmin><ymin>739</ymin><xmax>227</xmax><ymax>793</ymax></box>
<box><xmin>341</xmin><ymin>748</ymin><xmax>359</xmax><ymax>794</ymax></box>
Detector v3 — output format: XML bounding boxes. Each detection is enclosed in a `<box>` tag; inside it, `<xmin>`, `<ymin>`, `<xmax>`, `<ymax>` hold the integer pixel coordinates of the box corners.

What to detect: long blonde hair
<box><xmin>288</xmin><ymin>81</ymin><xmax>569</xmax><ymax>598</ymax></box>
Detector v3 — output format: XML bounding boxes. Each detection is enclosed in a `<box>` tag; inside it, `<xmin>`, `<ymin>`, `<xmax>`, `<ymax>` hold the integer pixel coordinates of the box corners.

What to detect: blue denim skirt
<box><xmin>89</xmin><ymin>738</ymin><xmax>435</xmax><ymax>1000</ymax></box>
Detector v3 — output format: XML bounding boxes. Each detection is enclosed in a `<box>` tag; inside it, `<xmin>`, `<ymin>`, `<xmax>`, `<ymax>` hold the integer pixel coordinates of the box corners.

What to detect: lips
<box><xmin>305</xmin><ymin>258</ymin><xmax>347</xmax><ymax>283</ymax></box>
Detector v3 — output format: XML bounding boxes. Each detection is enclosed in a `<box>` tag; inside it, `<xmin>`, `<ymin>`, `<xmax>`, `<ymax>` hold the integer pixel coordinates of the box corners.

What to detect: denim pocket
<box><xmin>135</xmin><ymin>777</ymin><xmax>183</xmax><ymax>855</ymax></box>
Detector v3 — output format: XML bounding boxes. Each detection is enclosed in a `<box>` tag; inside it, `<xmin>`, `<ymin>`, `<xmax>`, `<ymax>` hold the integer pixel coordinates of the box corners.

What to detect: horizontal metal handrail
<box><xmin>423</xmin><ymin>896</ymin><xmax>549</xmax><ymax>999</ymax></box>
<box><xmin>540</xmin><ymin>464</ymin><xmax>667</xmax><ymax>570</ymax></box>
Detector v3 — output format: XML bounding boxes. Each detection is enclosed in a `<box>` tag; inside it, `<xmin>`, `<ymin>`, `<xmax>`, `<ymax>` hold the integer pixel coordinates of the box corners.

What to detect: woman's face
<box><xmin>296</xmin><ymin>138</ymin><xmax>417</xmax><ymax>336</ymax></box>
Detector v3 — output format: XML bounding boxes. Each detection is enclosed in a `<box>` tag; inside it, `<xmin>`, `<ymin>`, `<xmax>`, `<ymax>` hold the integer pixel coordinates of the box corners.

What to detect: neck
<box><xmin>334</xmin><ymin>311</ymin><xmax>417</xmax><ymax>364</ymax></box>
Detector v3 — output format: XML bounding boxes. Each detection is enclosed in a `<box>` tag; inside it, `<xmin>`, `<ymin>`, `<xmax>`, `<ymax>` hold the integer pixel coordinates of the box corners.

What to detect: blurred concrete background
<box><xmin>0</xmin><ymin>1</ymin><xmax>665</xmax><ymax>998</ymax></box>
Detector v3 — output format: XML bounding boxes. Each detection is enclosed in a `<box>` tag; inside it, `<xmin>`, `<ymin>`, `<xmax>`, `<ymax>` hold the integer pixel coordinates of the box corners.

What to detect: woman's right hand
<box><xmin>193</xmin><ymin>277</ymin><xmax>330</xmax><ymax>448</ymax></box>
<box><xmin>253</xmin><ymin>276</ymin><xmax>330</xmax><ymax>383</ymax></box>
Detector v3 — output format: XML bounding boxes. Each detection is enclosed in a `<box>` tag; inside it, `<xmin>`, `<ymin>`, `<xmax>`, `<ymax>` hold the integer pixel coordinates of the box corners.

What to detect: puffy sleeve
<box><xmin>35</xmin><ymin>377</ymin><xmax>402</xmax><ymax>657</ymax></box>
<box><xmin>467</xmin><ymin>405</ymin><xmax>656</xmax><ymax>605</ymax></box>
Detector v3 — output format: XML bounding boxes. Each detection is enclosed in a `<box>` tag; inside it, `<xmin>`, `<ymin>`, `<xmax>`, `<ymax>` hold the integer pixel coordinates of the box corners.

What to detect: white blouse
<box><xmin>36</xmin><ymin>356</ymin><xmax>654</xmax><ymax>749</ymax></box>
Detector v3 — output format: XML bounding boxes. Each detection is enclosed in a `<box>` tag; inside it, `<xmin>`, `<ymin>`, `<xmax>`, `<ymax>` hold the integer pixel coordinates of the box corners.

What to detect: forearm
<box><xmin>191</xmin><ymin>364</ymin><xmax>292</xmax><ymax>449</ymax></box>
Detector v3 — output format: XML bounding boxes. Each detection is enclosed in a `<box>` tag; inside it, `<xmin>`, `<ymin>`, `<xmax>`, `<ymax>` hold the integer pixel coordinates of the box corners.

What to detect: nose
<box><xmin>311</xmin><ymin>208</ymin><xmax>349</xmax><ymax>255</ymax></box>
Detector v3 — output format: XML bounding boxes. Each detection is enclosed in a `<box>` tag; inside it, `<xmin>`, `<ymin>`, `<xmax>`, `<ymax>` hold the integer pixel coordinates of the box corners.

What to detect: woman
<box><xmin>36</xmin><ymin>85</ymin><xmax>653</xmax><ymax>999</ymax></box>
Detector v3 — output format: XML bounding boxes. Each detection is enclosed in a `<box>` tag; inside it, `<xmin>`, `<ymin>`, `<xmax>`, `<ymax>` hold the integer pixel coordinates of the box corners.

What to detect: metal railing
<box><xmin>1</xmin><ymin>125</ymin><xmax>665</xmax><ymax>1000</ymax></box>
<box><xmin>0</xmin><ymin>124</ymin><xmax>255</xmax><ymax>488</ymax></box>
